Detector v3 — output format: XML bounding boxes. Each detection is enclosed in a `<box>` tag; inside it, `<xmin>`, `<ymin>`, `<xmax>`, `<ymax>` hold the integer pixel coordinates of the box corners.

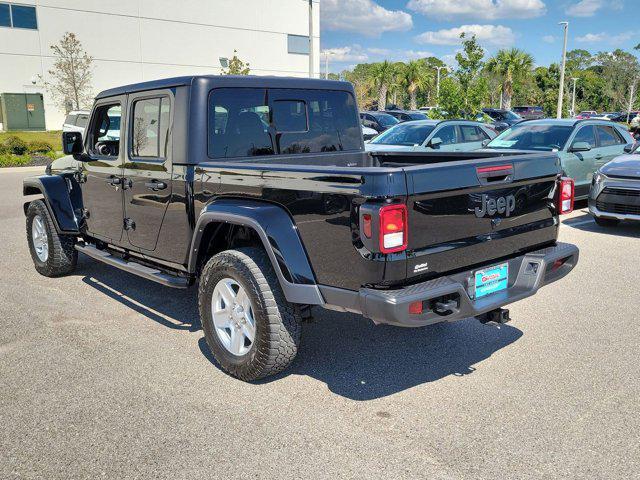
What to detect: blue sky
<box><xmin>320</xmin><ymin>0</ymin><xmax>638</xmax><ymax>72</ymax></box>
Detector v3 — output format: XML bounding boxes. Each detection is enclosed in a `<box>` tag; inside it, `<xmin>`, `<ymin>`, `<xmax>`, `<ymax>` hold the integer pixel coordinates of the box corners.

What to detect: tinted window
<box><xmin>271</xmin><ymin>89</ymin><xmax>361</xmax><ymax>155</ymax></box>
<box><xmin>573</xmin><ymin>126</ymin><xmax>596</xmax><ymax>148</ymax></box>
<box><xmin>434</xmin><ymin>125</ymin><xmax>457</xmax><ymax>145</ymax></box>
<box><xmin>374</xmin><ymin>113</ymin><xmax>399</xmax><ymax>127</ymax></box>
<box><xmin>460</xmin><ymin>125</ymin><xmax>485</xmax><ymax>142</ymax></box>
<box><xmin>488</xmin><ymin>124</ymin><xmax>573</xmax><ymax>151</ymax></box>
<box><xmin>89</xmin><ymin>104</ymin><xmax>121</xmax><ymax>157</ymax></box>
<box><xmin>371</xmin><ymin>123</ymin><xmax>435</xmax><ymax>146</ymax></box>
<box><xmin>131</xmin><ymin>97</ymin><xmax>171</xmax><ymax>158</ymax></box>
<box><xmin>209</xmin><ymin>88</ymin><xmax>273</xmax><ymax>158</ymax></box>
<box><xmin>0</xmin><ymin>4</ymin><xmax>11</xmax><ymax>27</ymax></box>
<box><xmin>11</xmin><ymin>4</ymin><xmax>37</xmax><ymax>29</ymax></box>
<box><xmin>287</xmin><ymin>34</ymin><xmax>309</xmax><ymax>55</ymax></box>
<box><xmin>596</xmin><ymin>125</ymin><xmax>623</xmax><ymax>147</ymax></box>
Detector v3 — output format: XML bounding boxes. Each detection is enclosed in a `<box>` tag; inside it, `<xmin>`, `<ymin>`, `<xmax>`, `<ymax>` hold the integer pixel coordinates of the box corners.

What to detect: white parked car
<box><xmin>62</xmin><ymin>110</ymin><xmax>90</xmax><ymax>134</ymax></box>
<box><xmin>365</xmin><ymin>119</ymin><xmax>497</xmax><ymax>153</ymax></box>
<box><xmin>362</xmin><ymin>125</ymin><xmax>378</xmax><ymax>141</ymax></box>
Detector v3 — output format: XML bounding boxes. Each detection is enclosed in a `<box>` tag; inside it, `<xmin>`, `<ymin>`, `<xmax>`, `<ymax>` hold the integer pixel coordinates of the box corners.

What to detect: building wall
<box><xmin>0</xmin><ymin>0</ymin><xmax>320</xmax><ymax>130</ymax></box>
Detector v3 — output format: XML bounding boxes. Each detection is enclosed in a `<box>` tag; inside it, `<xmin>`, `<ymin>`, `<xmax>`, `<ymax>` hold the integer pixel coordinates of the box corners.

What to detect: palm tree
<box><xmin>401</xmin><ymin>60</ymin><xmax>430</xmax><ymax>110</ymax></box>
<box><xmin>371</xmin><ymin>61</ymin><xmax>396</xmax><ymax>110</ymax></box>
<box><xmin>486</xmin><ymin>48</ymin><xmax>534</xmax><ymax>110</ymax></box>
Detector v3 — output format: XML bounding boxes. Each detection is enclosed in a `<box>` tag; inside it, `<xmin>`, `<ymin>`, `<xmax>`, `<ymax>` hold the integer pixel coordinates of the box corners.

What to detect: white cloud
<box><xmin>321</xmin><ymin>0</ymin><xmax>413</xmax><ymax>37</ymax></box>
<box><xmin>576</xmin><ymin>31</ymin><xmax>635</xmax><ymax>45</ymax></box>
<box><xmin>367</xmin><ymin>47</ymin><xmax>392</xmax><ymax>56</ymax></box>
<box><xmin>575</xmin><ymin>32</ymin><xmax>606</xmax><ymax>43</ymax></box>
<box><xmin>321</xmin><ymin>45</ymin><xmax>369</xmax><ymax>62</ymax></box>
<box><xmin>407</xmin><ymin>0</ymin><xmax>546</xmax><ymax>20</ymax></box>
<box><xmin>542</xmin><ymin>35</ymin><xmax>556</xmax><ymax>43</ymax></box>
<box><xmin>566</xmin><ymin>0</ymin><xmax>623</xmax><ymax>17</ymax></box>
<box><xmin>415</xmin><ymin>24</ymin><xmax>516</xmax><ymax>46</ymax></box>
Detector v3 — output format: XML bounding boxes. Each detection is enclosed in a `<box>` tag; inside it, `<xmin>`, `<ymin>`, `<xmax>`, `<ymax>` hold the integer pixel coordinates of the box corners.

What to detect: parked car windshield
<box><xmin>487</xmin><ymin>124</ymin><xmax>573</xmax><ymax>151</ymax></box>
<box><xmin>370</xmin><ymin>122</ymin><xmax>435</xmax><ymax>146</ymax></box>
<box><xmin>407</xmin><ymin>112</ymin><xmax>428</xmax><ymax>120</ymax></box>
<box><xmin>374</xmin><ymin>113</ymin><xmax>399</xmax><ymax>127</ymax></box>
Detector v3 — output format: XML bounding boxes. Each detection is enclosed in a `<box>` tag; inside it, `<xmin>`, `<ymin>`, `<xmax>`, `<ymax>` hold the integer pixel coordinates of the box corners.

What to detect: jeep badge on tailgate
<box><xmin>474</xmin><ymin>194</ymin><xmax>516</xmax><ymax>218</ymax></box>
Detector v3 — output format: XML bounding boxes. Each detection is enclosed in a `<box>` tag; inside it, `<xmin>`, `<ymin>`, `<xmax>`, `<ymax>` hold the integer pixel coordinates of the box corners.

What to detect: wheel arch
<box><xmin>189</xmin><ymin>198</ymin><xmax>323</xmax><ymax>305</ymax></box>
<box><xmin>23</xmin><ymin>175</ymin><xmax>81</xmax><ymax>234</ymax></box>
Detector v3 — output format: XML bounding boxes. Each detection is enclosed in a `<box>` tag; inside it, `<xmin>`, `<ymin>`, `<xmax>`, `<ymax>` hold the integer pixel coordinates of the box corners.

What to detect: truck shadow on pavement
<box><xmin>563</xmin><ymin>211</ymin><xmax>640</xmax><ymax>239</ymax></box>
<box><xmin>76</xmin><ymin>256</ymin><xmax>523</xmax><ymax>401</ymax></box>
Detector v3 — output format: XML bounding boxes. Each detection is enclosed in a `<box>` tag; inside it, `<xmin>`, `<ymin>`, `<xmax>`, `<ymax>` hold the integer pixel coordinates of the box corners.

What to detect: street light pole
<box><xmin>571</xmin><ymin>77</ymin><xmax>579</xmax><ymax>117</ymax></box>
<box><xmin>324</xmin><ymin>51</ymin><xmax>331</xmax><ymax>79</ymax></box>
<box><xmin>557</xmin><ymin>21</ymin><xmax>569</xmax><ymax>119</ymax></box>
<box><xmin>308</xmin><ymin>0</ymin><xmax>314</xmax><ymax>78</ymax></box>
<box><xmin>435</xmin><ymin>66</ymin><xmax>446</xmax><ymax>106</ymax></box>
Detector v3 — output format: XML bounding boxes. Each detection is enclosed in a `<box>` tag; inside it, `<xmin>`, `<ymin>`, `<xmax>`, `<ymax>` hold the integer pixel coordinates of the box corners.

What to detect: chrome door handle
<box><xmin>145</xmin><ymin>180</ymin><xmax>167</xmax><ymax>191</ymax></box>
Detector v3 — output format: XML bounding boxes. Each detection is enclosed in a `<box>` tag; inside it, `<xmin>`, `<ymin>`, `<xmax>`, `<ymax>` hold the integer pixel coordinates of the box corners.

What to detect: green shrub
<box><xmin>0</xmin><ymin>154</ymin><xmax>32</xmax><ymax>167</ymax></box>
<box><xmin>2</xmin><ymin>135</ymin><xmax>28</xmax><ymax>155</ymax></box>
<box><xmin>27</xmin><ymin>140</ymin><xmax>53</xmax><ymax>154</ymax></box>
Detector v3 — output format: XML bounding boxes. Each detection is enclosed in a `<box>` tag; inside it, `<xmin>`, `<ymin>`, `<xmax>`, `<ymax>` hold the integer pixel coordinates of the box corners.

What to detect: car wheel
<box><xmin>26</xmin><ymin>200</ymin><xmax>77</xmax><ymax>277</ymax></box>
<box><xmin>594</xmin><ymin>216</ymin><xmax>620</xmax><ymax>227</ymax></box>
<box><xmin>198</xmin><ymin>247</ymin><xmax>302</xmax><ymax>381</ymax></box>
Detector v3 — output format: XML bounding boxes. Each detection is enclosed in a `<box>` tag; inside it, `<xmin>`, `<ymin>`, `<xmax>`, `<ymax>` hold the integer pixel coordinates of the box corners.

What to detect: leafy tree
<box><xmin>454</xmin><ymin>34</ymin><xmax>486</xmax><ymax>114</ymax></box>
<box><xmin>594</xmin><ymin>49</ymin><xmax>639</xmax><ymax>110</ymax></box>
<box><xmin>434</xmin><ymin>78</ymin><xmax>465</xmax><ymax>119</ymax></box>
<box><xmin>486</xmin><ymin>48</ymin><xmax>534</xmax><ymax>110</ymax></box>
<box><xmin>371</xmin><ymin>61</ymin><xmax>396</xmax><ymax>110</ymax></box>
<box><xmin>221</xmin><ymin>50</ymin><xmax>250</xmax><ymax>75</ymax></box>
<box><xmin>343</xmin><ymin>64</ymin><xmax>376</xmax><ymax>109</ymax></box>
<box><xmin>44</xmin><ymin>32</ymin><xmax>93</xmax><ymax>113</ymax></box>
<box><xmin>400</xmin><ymin>60</ymin><xmax>430</xmax><ymax>110</ymax></box>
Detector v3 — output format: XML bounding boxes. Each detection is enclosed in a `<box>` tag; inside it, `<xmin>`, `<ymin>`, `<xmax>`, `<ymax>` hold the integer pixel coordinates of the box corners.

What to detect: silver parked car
<box><xmin>365</xmin><ymin>119</ymin><xmax>497</xmax><ymax>153</ymax></box>
<box><xmin>62</xmin><ymin>110</ymin><xmax>90</xmax><ymax>134</ymax></box>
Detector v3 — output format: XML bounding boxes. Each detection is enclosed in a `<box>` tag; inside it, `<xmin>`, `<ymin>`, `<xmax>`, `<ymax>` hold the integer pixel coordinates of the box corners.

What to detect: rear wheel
<box><xmin>198</xmin><ymin>247</ymin><xmax>302</xmax><ymax>381</ymax></box>
<box><xmin>594</xmin><ymin>216</ymin><xmax>620</xmax><ymax>227</ymax></box>
<box><xmin>26</xmin><ymin>200</ymin><xmax>77</xmax><ymax>277</ymax></box>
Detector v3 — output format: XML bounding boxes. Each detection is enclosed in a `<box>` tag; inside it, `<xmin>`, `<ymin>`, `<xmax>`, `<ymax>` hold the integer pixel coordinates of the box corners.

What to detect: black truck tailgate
<box><xmin>402</xmin><ymin>153</ymin><xmax>561</xmax><ymax>282</ymax></box>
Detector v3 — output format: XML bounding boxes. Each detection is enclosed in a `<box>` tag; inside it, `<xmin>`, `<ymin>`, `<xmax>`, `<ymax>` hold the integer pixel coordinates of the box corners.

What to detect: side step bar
<box><xmin>75</xmin><ymin>243</ymin><xmax>189</xmax><ymax>289</ymax></box>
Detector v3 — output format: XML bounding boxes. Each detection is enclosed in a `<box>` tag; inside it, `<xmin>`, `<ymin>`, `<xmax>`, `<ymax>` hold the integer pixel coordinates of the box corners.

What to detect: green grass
<box><xmin>0</xmin><ymin>151</ymin><xmax>62</xmax><ymax>168</ymax></box>
<box><xmin>0</xmin><ymin>131</ymin><xmax>62</xmax><ymax>151</ymax></box>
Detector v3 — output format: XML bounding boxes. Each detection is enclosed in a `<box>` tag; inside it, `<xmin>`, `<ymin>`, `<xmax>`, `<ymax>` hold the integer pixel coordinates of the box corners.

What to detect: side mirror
<box><xmin>624</xmin><ymin>143</ymin><xmax>637</xmax><ymax>154</ymax></box>
<box><xmin>570</xmin><ymin>141</ymin><xmax>591</xmax><ymax>153</ymax></box>
<box><xmin>62</xmin><ymin>131</ymin><xmax>83</xmax><ymax>155</ymax></box>
<box><xmin>429</xmin><ymin>137</ymin><xmax>443</xmax><ymax>148</ymax></box>
<box><xmin>481</xmin><ymin>139</ymin><xmax>490</xmax><ymax>147</ymax></box>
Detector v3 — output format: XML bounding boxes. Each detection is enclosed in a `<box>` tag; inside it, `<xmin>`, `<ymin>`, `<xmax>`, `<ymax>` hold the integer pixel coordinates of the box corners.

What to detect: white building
<box><xmin>0</xmin><ymin>0</ymin><xmax>320</xmax><ymax>130</ymax></box>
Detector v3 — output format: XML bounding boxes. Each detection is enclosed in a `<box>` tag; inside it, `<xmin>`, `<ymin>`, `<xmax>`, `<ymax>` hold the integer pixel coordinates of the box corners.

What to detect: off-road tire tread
<box><xmin>26</xmin><ymin>200</ymin><xmax>77</xmax><ymax>277</ymax></box>
<box><xmin>198</xmin><ymin>247</ymin><xmax>301</xmax><ymax>381</ymax></box>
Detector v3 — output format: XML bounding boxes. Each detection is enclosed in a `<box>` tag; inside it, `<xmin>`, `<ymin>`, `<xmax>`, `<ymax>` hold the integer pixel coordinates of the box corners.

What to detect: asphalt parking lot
<box><xmin>1</xmin><ymin>168</ymin><xmax>639</xmax><ymax>479</ymax></box>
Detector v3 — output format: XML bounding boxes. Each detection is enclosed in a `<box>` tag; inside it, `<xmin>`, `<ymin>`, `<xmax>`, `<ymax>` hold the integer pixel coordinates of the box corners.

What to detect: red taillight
<box><xmin>476</xmin><ymin>164</ymin><xmax>512</xmax><ymax>174</ymax></box>
<box><xmin>409</xmin><ymin>301</ymin><xmax>423</xmax><ymax>315</ymax></box>
<box><xmin>558</xmin><ymin>177</ymin><xmax>574</xmax><ymax>215</ymax></box>
<box><xmin>362</xmin><ymin>214</ymin><xmax>372</xmax><ymax>238</ymax></box>
<box><xmin>379</xmin><ymin>204</ymin><xmax>408</xmax><ymax>253</ymax></box>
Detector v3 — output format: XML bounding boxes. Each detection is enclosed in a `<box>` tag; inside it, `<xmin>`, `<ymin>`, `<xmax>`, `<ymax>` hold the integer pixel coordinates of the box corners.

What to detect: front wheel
<box><xmin>198</xmin><ymin>247</ymin><xmax>302</xmax><ymax>381</ymax></box>
<box><xmin>594</xmin><ymin>216</ymin><xmax>620</xmax><ymax>227</ymax></box>
<box><xmin>26</xmin><ymin>200</ymin><xmax>77</xmax><ymax>277</ymax></box>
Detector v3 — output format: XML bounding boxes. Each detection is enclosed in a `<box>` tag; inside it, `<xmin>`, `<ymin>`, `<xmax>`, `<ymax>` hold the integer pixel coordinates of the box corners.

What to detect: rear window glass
<box><xmin>460</xmin><ymin>125</ymin><xmax>486</xmax><ymax>142</ymax></box>
<box><xmin>130</xmin><ymin>97</ymin><xmax>171</xmax><ymax>158</ymax></box>
<box><xmin>208</xmin><ymin>88</ymin><xmax>361</xmax><ymax>158</ymax></box>
<box><xmin>596</xmin><ymin>125</ymin><xmax>623</xmax><ymax>147</ymax></box>
<box><xmin>75</xmin><ymin>114</ymin><xmax>89</xmax><ymax>128</ymax></box>
<box><xmin>371</xmin><ymin>123</ymin><xmax>434</xmax><ymax>146</ymax></box>
<box><xmin>488</xmin><ymin>124</ymin><xmax>573</xmax><ymax>151</ymax></box>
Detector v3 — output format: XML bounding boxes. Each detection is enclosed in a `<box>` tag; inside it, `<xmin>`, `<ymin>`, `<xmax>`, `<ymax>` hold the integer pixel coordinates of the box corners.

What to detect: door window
<box><xmin>88</xmin><ymin>104</ymin><xmax>121</xmax><ymax>157</ymax></box>
<box><xmin>434</xmin><ymin>125</ymin><xmax>458</xmax><ymax>145</ymax></box>
<box><xmin>130</xmin><ymin>97</ymin><xmax>171</xmax><ymax>158</ymax></box>
<box><xmin>596</xmin><ymin>125</ymin><xmax>624</xmax><ymax>147</ymax></box>
<box><xmin>460</xmin><ymin>125</ymin><xmax>487</xmax><ymax>142</ymax></box>
<box><xmin>572</xmin><ymin>126</ymin><xmax>596</xmax><ymax>148</ymax></box>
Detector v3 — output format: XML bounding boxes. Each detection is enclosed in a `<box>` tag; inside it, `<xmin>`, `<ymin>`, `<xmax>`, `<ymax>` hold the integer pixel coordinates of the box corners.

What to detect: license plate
<box><xmin>474</xmin><ymin>263</ymin><xmax>508</xmax><ymax>299</ymax></box>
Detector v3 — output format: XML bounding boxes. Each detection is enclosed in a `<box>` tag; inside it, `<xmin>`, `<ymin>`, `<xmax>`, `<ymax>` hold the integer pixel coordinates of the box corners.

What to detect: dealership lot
<box><xmin>1</xmin><ymin>169</ymin><xmax>639</xmax><ymax>479</ymax></box>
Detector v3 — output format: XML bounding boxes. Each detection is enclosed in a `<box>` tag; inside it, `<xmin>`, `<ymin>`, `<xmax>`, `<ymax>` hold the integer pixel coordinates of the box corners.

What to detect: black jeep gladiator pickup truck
<box><xmin>23</xmin><ymin>75</ymin><xmax>579</xmax><ymax>381</ymax></box>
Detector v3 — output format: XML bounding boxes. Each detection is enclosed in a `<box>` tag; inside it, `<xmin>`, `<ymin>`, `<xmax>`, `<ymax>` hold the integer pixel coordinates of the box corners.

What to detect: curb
<box><xmin>0</xmin><ymin>166</ymin><xmax>46</xmax><ymax>173</ymax></box>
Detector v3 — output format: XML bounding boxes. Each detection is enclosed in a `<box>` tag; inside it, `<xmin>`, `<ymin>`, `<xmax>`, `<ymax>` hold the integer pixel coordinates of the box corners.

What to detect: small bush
<box><xmin>0</xmin><ymin>154</ymin><xmax>32</xmax><ymax>168</ymax></box>
<box><xmin>27</xmin><ymin>140</ymin><xmax>53</xmax><ymax>154</ymax></box>
<box><xmin>2</xmin><ymin>135</ymin><xmax>28</xmax><ymax>155</ymax></box>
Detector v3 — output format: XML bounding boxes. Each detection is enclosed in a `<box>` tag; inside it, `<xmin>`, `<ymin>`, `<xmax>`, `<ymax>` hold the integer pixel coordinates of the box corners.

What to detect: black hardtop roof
<box><xmin>96</xmin><ymin>75</ymin><xmax>354</xmax><ymax>99</ymax></box>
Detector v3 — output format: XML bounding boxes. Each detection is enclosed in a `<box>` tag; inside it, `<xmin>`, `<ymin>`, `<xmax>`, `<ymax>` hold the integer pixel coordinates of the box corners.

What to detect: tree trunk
<box><xmin>502</xmin><ymin>80</ymin><xmax>513</xmax><ymax>111</ymax></box>
<box><xmin>378</xmin><ymin>85</ymin><xmax>387</xmax><ymax>111</ymax></box>
<box><xmin>409</xmin><ymin>90</ymin><xmax>417</xmax><ymax>110</ymax></box>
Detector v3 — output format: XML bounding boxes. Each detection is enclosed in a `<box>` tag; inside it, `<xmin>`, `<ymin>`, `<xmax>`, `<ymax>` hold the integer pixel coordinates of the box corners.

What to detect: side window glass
<box><xmin>460</xmin><ymin>125</ymin><xmax>484</xmax><ymax>142</ymax></box>
<box><xmin>64</xmin><ymin>114</ymin><xmax>75</xmax><ymax>125</ymax></box>
<box><xmin>131</xmin><ymin>97</ymin><xmax>171</xmax><ymax>158</ymax></box>
<box><xmin>572</xmin><ymin>126</ymin><xmax>596</xmax><ymax>148</ymax></box>
<box><xmin>89</xmin><ymin>104</ymin><xmax>121</xmax><ymax>157</ymax></box>
<box><xmin>76</xmin><ymin>114</ymin><xmax>89</xmax><ymax>128</ymax></box>
<box><xmin>208</xmin><ymin>88</ymin><xmax>273</xmax><ymax>159</ymax></box>
<box><xmin>435</xmin><ymin>125</ymin><xmax>457</xmax><ymax>145</ymax></box>
<box><xmin>597</xmin><ymin>125</ymin><xmax>623</xmax><ymax>147</ymax></box>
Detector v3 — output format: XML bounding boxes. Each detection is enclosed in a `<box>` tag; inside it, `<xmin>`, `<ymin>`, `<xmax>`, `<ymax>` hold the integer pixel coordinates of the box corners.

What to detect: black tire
<box><xmin>26</xmin><ymin>200</ymin><xmax>77</xmax><ymax>277</ymax></box>
<box><xmin>594</xmin><ymin>216</ymin><xmax>620</xmax><ymax>227</ymax></box>
<box><xmin>198</xmin><ymin>247</ymin><xmax>302</xmax><ymax>381</ymax></box>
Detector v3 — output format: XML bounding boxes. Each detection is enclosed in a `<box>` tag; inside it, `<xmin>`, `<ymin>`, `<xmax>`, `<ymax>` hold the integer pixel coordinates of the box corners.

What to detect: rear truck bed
<box><xmin>319</xmin><ymin>150</ymin><xmax>579</xmax><ymax>326</ymax></box>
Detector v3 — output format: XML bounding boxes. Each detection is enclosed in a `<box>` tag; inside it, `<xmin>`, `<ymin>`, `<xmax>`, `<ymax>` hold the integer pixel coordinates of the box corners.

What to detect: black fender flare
<box><xmin>188</xmin><ymin>198</ymin><xmax>324</xmax><ymax>305</ymax></box>
<box><xmin>23</xmin><ymin>175</ymin><xmax>81</xmax><ymax>234</ymax></box>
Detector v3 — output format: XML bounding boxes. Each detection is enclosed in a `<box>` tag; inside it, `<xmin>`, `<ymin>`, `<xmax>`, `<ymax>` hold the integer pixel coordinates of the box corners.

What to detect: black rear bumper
<box><xmin>320</xmin><ymin>242</ymin><xmax>578</xmax><ymax>327</ymax></box>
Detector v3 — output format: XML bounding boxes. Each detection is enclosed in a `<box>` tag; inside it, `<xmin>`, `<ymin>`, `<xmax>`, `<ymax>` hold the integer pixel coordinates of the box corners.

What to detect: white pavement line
<box><xmin>0</xmin><ymin>166</ymin><xmax>46</xmax><ymax>173</ymax></box>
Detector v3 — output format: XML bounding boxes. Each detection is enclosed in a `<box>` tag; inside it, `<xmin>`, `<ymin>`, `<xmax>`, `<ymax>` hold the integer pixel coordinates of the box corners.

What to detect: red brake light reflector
<box><xmin>409</xmin><ymin>301</ymin><xmax>423</xmax><ymax>315</ymax></box>
<box><xmin>477</xmin><ymin>165</ymin><xmax>512</xmax><ymax>174</ymax></box>
<box><xmin>362</xmin><ymin>214</ymin><xmax>372</xmax><ymax>238</ymax></box>
<box><xmin>558</xmin><ymin>177</ymin><xmax>574</xmax><ymax>215</ymax></box>
<box><xmin>379</xmin><ymin>204</ymin><xmax>408</xmax><ymax>253</ymax></box>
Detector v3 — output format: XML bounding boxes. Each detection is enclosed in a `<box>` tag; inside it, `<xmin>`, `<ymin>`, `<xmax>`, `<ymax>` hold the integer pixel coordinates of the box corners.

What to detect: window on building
<box><xmin>11</xmin><ymin>4</ymin><xmax>37</xmax><ymax>29</ymax></box>
<box><xmin>288</xmin><ymin>34</ymin><xmax>309</xmax><ymax>55</ymax></box>
<box><xmin>131</xmin><ymin>97</ymin><xmax>171</xmax><ymax>158</ymax></box>
<box><xmin>0</xmin><ymin>3</ymin><xmax>11</xmax><ymax>27</ymax></box>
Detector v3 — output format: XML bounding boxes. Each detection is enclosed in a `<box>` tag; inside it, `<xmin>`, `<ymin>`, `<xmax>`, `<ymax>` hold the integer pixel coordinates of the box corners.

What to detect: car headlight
<box><xmin>592</xmin><ymin>172</ymin><xmax>603</xmax><ymax>185</ymax></box>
